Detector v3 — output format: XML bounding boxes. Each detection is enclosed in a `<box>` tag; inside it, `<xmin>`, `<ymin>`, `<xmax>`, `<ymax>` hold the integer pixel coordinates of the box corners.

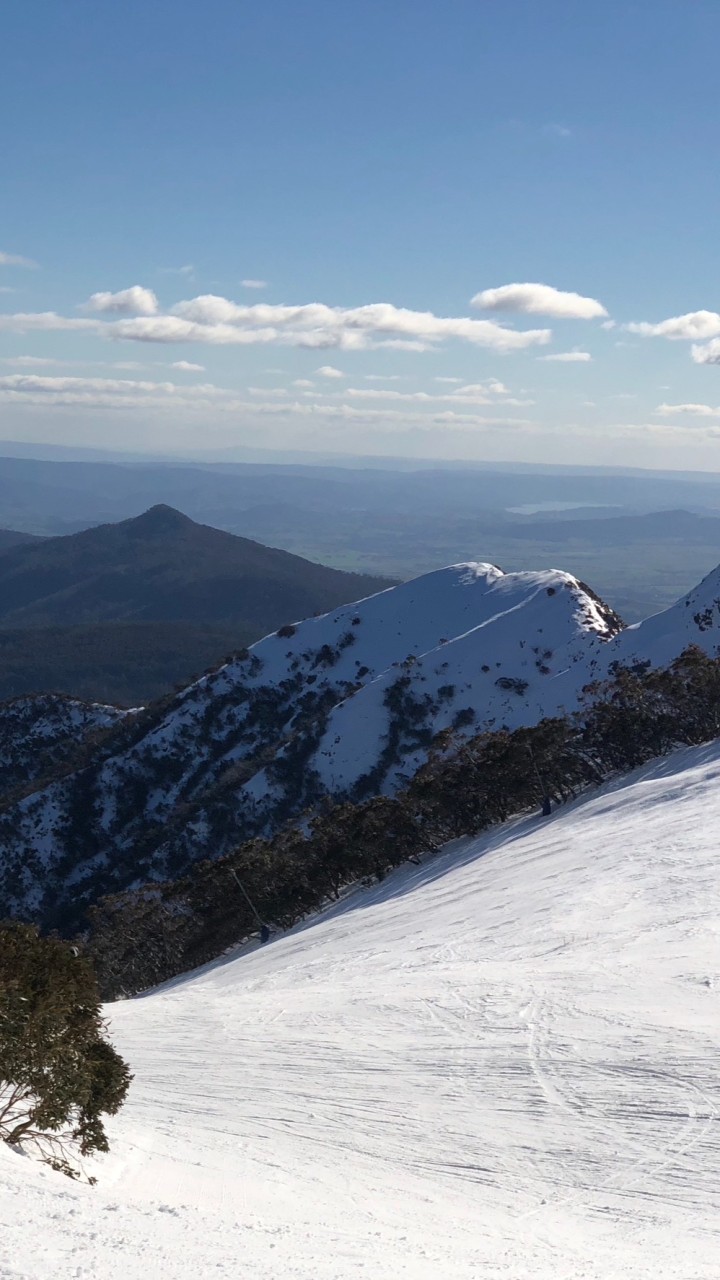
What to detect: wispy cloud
<box><xmin>315</xmin><ymin>365</ymin><xmax>345</xmax><ymax>378</ymax></box>
<box><xmin>538</xmin><ymin>351</ymin><xmax>592</xmax><ymax>363</ymax></box>
<box><xmin>472</xmin><ymin>282</ymin><xmax>606</xmax><ymax>320</ymax></box>
<box><xmin>0</xmin><ymin>251</ymin><xmax>38</xmax><ymax>269</ymax></box>
<box><xmin>0</xmin><ymin>312</ymin><xmax>97</xmax><ymax>334</ymax></box>
<box><xmin>543</xmin><ymin>123</ymin><xmax>573</xmax><ymax>139</ymax></box>
<box><xmin>171</xmin><ymin>360</ymin><xmax>205</xmax><ymax>372</ymax></box>
<box><xmin>0</xmin><ymin>355</ymin><xmax>69</xmax><ymax>367</ymax></box>
<box><xmin>241</xmin><ymin>279</ymin><xmax>268</xmax><ymax>290</ymax></box>
<box><xmin>0</xmin><ymin>373</ymin><xmax>192</xmax><ymax>405</ymax></box>
<box><xmin>0</xmin><ymin>373</ymin><xmax>537</xmax><ymax>435</ymax></box>
<box><xmin>344</xmin><ymin>381</ymin><xmax>532</xmax><ymax>408</ymax></box>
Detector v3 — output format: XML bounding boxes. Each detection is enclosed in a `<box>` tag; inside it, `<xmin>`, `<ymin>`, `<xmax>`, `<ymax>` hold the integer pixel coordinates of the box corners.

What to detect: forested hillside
<box><xmin>0</xmin><ymin>506</ymin><xmax>391</xmax><ymax>703</ymax></box>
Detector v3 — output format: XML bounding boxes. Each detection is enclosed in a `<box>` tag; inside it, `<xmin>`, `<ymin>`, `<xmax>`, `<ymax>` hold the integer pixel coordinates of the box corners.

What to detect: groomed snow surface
<box><xmin>3</xmin><ymin>742</ymin><xmax>720</xmax><ymax>1279</ymax></box>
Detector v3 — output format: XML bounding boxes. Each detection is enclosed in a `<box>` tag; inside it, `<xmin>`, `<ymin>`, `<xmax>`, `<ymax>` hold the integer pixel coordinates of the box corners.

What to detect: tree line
<box><xmin>84</xmin><ymin>646</ymin><xmax>720</xmax><ymax>999</ymax></box>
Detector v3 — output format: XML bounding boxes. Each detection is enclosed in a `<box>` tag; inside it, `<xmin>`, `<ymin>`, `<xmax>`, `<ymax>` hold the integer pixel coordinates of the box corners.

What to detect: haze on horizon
<box><xmin>2</xmin><ymin>0</ymin><xmax>720</xmax><ymax>470</ymax></box>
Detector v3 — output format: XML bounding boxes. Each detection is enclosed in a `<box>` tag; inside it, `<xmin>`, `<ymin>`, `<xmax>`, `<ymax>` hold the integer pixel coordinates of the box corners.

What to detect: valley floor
<box><xmin>2</xmin><ymin>743</ymin><xmax>720</xmax><ymax>1278</ymax></box>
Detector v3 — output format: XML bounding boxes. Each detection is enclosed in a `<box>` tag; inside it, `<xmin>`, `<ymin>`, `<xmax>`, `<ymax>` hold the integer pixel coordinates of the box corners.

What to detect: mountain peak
<box><xmin>128</xmin><ymin>504</ymin><xmax>197</xmax><ymax>534</ymax></box>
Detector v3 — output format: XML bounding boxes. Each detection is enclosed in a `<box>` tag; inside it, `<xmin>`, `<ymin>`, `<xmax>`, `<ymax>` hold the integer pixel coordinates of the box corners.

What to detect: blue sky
<box><xmin>2</xmin><ymin>0</ymin><xmax>720</xmax><ymax>467</ymax></box>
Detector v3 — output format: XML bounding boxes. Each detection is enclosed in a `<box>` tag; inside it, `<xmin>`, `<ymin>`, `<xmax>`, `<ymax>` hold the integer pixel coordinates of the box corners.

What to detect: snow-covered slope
<box><xmin>3</xmin><ymin>741</ymin><xmax>719</xmax><ymax>1279</ymax></box>
<box><xmin>311</xmin><ymin>567</ymin><xmax>618</xmax><ymax>794</ymax></box>
<box><xmin>0</xmin><ymin>693</ymin><xmax>129</xmax><ymax>798</ymax></box>
<box><xmin>310</xmin><ymin>560</ymin><xmax>720</xmax><ymax>798</ymax></box>
<box><xmin>4</xmin><ymin>556</ymin><xmax>720</xmax><ymax>926</ymax></box>
<box><xmin>611</xmin><ymin>560</ymin><xmax>720</xmax><ymax>670</ymax></box>
<box><xmin>0</xmin><ymin>562</ymin><xmax>620</xmax><ymax>923</ymax></box>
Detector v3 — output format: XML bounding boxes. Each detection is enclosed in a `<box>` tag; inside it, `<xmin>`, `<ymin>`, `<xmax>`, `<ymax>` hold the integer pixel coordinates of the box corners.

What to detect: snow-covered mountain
<box><xmin>3</xmin><ymin>740</ymin><xmax>719</xmax><ymax>1279</ymax></box>
<box><xmin>0</xmin><ymin>693</ymin><xmax>129</xmax><ymax>799</ymax></box>
<box><xmin>2</xmin><ymin>557</ymin><xmax>720</xmax><ymax>926</ymax></box>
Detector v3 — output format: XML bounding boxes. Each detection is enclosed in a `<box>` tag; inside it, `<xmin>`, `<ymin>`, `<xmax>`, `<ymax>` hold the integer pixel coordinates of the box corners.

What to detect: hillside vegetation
<box><xmin>85</xmin><ymin>645</ymin><xmax>720</xmax><ymax>998</ymax></box>
<box><xmin>2</xmin><ymin>551</ymin><xmax>720</xmax><ymax>947</ymax></box>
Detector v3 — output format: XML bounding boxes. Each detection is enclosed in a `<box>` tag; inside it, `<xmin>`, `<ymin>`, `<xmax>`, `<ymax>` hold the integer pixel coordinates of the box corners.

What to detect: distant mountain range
<box><xmin>0</xmin><ymin>506</ymin><xmax>392</xmax><ymax>703</ymax></box>
<box><xmin>3</xmin><ymin>451</ymin><xmax>720</xmax><ymax>622</ymax></box>
<box><xmin>3</xmin><ymin>552</ymin><xmax>720</xmax><ymax>930</ymax></box>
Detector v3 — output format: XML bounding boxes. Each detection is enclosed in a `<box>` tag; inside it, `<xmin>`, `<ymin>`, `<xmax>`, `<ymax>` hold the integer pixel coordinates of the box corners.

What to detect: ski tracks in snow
<box><xmin>524</xmin><ymin>990</ymin><xmax>719</xmax><ymax>1216</ymax></box>
<box><xmin>5</xmin><ymin>742</ymin><xmax>720</xmax><ymax>1278</ymax></box>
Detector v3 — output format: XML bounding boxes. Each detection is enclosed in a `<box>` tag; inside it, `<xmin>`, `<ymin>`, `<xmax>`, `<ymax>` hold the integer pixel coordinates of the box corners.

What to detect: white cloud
<box><xmin>0</xmin><ymin>370</ymin><xmax>541</xmax><ymax>435</ymax></box>
<box><xmin>0</xmin><ymin>251</ymin><xmax>38</xmax><ymax>269</ymax></box>
<box><xmin>0</xmin><ymin>356</ymin><xmax>148</xmax><ymax>371</ymax></box>
<box><xmin>292</xmin><ymin>378</ymin><xmax>314</xmax><ymax>388</ymax></box>
<box><xmin>379</xmin><ymin>338</ymin><xmax>432</xmax><ymax>351</ymax></box>
<box><xmin>171</xmin><ymin>360</ymin><xmax>205</xmax><ymax>372</ymax></box>
<box><xmin>241</xmin><ymin>279</ymin><xmax>268</xmax><ymax>289</ymax></box>
<box><xmin>0</xmin><ymin>294</ymin><xmax>552</xmax><ymax>354</ymax></box>
<box><xmin>160</xmin><ymin>264</ymin><xmax>195</xmax><ymax>277</ymax></box>
<box><xmin>471</xmin><ymin>282</ymin><xmax>607</xmax><ymax>320</ymax></box>
<box><xmin>364</xmin><ymin>374</ymin><xmax>403</xmax><ymax>381</ymax></box>
<box><xmin>626</xmin><ymin>311</ymin><xmax>720</xmax><ymax>341</ymax></box>
<box><xmin>691</xmin><ymin>338</ymin><xmax>720</xmax><ymax>365</ymax></box>
<box><xmin>459</xmin><ymin>379</ymin><xmax>509</xmax><ymax>394</ymax></box>
<box><xmin>347</xmin><ymin>388</ymin><xmax>438</xmax><ymax>403</ymax></box>
<box><xmin>84</xmin><ymin>286</ymin><xmax>159</xmax><ymax>316</ymax></box>
<box><xmin>315</xmin><ymin>365</ymin><xmax>345</xmax><ymax>378</ymax></box>
<box><xmin>165</xmin><ymin>296</ymin><xmax>552</xmax><ymax>352</ymax></box>
<box><xmin>434</xmin><ymin>376</ymin><xmax>463</xmax><ymax>383</ymax></box>
<box><xmin>0</xmin><ymin>373</ymin><xmax>236</xmax><ymax>414</ymax></box>
<box><xmin>0</xmin><ymin>311</ymin><xmax>98</xmax><ymax>334</ymax></box>
<box><xmin>654</xmin><ymin>402</ymin><xmax>720</xmax><ymax>417</ymax></box>
<box><xmin>537</xmin><ymin>351</ymin><xmax>592</xmax><ymax>363</ymax></box>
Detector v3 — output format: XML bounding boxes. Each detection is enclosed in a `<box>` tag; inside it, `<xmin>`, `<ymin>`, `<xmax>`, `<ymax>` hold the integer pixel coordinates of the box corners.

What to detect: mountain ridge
<box><xmin>2</xmin><ymin>554</ymin><xmax>720</xmax><ymax>929</ymax></box>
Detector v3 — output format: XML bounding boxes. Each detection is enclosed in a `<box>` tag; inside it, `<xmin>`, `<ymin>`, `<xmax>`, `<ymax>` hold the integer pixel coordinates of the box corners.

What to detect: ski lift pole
<box><xmin>229</xmin><ymin>867</ymin><xmax>264</xmax><ymax>927</ymax></box>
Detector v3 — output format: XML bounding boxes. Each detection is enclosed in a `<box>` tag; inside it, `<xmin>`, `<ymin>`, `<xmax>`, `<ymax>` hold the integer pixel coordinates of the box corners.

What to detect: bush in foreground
<box><xmin>0</xmin><ymin>922</ymin><xmax>131</xmax><ymax>1180</ymax></box>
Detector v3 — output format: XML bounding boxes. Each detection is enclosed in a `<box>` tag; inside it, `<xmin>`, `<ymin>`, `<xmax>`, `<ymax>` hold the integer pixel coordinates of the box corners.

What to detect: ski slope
<box><xmin>3</xmin><ymin>742</ymin><xmax>720</xmax><ymax>1278</ymax></box>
